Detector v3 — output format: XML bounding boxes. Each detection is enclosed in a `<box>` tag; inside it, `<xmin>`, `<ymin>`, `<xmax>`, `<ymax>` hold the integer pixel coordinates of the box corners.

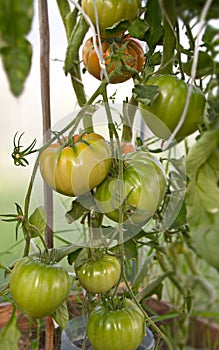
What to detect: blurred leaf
<box><xmin>67</xmin><ymin>248</ymin><xmax>82</xmax><ymax>265</ymax></box>
<box><xmin>128</xmin><ymin>18</ymin><xmax>149</xmax><ymax>41</ymax></box>
<box><xmin>52</xmin><ymin>302</ymin><xmax>69</xmax><ymax>330</ymax></box>
<box><xmin>29</xmin><ymin>206</ymin><xmax>46</xmax><ymax>238</ymax></box>
<box><xmin>65</xmin><ymin>193</ymin><xmax>95</xmax><ymax>224</ymax></box>
<box><xmin>202</xmin><ymin>24</ymin><xmax>219</xmax><ymax>50</ymax></box>
<box><xmin>124</xmin><ymin>239</ymin><xmax>138</xmax><ymax>260</ymax></box>
<box><xmin>186</xmin><ymin>130</ymin><xmax>219</xmax><ymax>269</ymax></box>
<box><xmin>182</xmin><ymin>51</ymin><xmax>215</xmax><ymax>78</ymax></box>
<box><xmin>132</xmin><ymin>254</ymin><xmax>155</xmax><ymax>289</ymax></box>
<box><xmin>169</xmin><ymin>200</ymin><xmax>187</xmax><ymax>229</ymax></box>
<box><xmin>104</xmin><ymin>19</ymin><xmax>132</xmax><ymax>37</ymax></box>
<box><xmin>143</xmin><ymin>0</ymin><xmax>163</xmax><ymax>52</ymax></box>
<box><xmin>136</xmin><ymin>271</ymin><xmax>172</xmax><ymax>301</ymax></box>
<box><xmin>0</xmin><ymin>0</ymin><xmax>34</xmax><ymax>96</ymax></box>
<box><xmin>207</xmin><ymin>97</ymin><xmax>219</xmax><ymax>130</ymax></box>
<box><xmin>0</xmin><ymin>305</ymin><xmax>20</xmax><ymax>350</ymax></box>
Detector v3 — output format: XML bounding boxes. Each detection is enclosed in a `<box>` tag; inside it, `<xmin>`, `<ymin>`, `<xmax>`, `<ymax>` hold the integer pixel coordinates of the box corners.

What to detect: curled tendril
<box><xmin>12</xmin><ymin>132</ymin><xmax>37</xmax><ymax>166</ymax></box>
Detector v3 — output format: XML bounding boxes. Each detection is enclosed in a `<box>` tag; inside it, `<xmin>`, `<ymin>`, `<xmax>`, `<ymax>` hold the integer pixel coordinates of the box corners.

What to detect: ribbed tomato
<box><xmin>82</xmin><ymin>36</ymin><xmax>145</xmax><ymax>84</ymax></box>
<box><xmin>82</xmin><ymin>0</ymin><xmax>141</xmax><ymax>37</ymax></box>
<box><xmin>140</xmin><ymin>75</ymin><xmax>206</xmax><ymax>141</ymax></box>
<box><xmin>94</xmin><ymin>151</ymin><xmax>166</xmax><ymax>224</ymax></box>
<box><xmin>10</xmin><ymin>257</ymin><xmax>70</xmax><ymax>319</ymax></box>
<box><xmin>75</xmin><ymin>250</ymin><xmax>121</xmax><ymax>294</ymax></box>
<box><xmin>39</xmin><ymin>133</ymin><xmax>112</xmax><ymax>197</ymax></box>
<box><xmin>87</xmin><ymin>298</ymin><xmax>145</xmax><ymax>350</ymax></box>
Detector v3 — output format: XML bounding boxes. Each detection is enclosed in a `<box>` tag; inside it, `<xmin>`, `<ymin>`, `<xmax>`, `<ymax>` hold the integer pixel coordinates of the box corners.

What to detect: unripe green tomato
<box><xmin>87</xmin><ymin>298</ymin><xmax>145</xmax><ymax>350</ymax></box>
<box><xmin>94</xmin><ymin>151</ymin><xmax>166</xmax><ymax>224</ymax></box>
<box><xmin>10</xmin><ymin>257</ymin><xmax>70</xmax><ymax>319</ymax></box>
<box><xmin>75</xmin><ymin>253</ymin><xmax>121</xmax><ymax>294</ymax></box>
<box><xmin>140</xmin><ymin>75</ymin><xmax>206</xmax><ymax>141</ymax></box>
<box><xmin>82</xmin><ymin>0</ymin><xmax>141</xmax><ymax>37</ymax></box>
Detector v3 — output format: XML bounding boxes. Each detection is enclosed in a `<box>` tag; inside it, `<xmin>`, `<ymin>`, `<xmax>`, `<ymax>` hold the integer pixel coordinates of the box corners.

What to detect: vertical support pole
<box><xmin>38</xmin><ymin>1</ymin><xmax>54</xmax><ymax>349</ymax></box>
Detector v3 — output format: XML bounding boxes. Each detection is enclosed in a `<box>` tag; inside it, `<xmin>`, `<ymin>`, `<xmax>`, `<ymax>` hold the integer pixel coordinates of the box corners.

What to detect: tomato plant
<box><xmin>75</xmin><ymin>250</ymin><xmax>121</xmax><ymax>294</ymax></box>
<box><xmin>82</xmin><ymin>36</ymin><xmax>145</xmax><ymax>84</ymax></box>
<box><xmin>140</xmin><ymin>75</ymin><xmax>206</xmax><ymax>141</ymax></box>
<box><xmin>9</xmin><ymin>256</ymin><xmax>70</xmax><ymax>319</ymax></box>
<box><xmin>39</xmin><ymin>132</ymin><xmax>112</xmax><ymax>197</ymax></box>
<box><xmin>82</xmin><ymin>0</ymin><xmax>141</xmax><ymax>37</ymax></box>
<box><xmin>94</xmin><ymin>151</ymin><xmax>166</xmax><ymax>224</ymax></box>
<box><xmin>87</xmin><ymin>298</ymin><xmax>145</xmax><ymax>350</ymax></box>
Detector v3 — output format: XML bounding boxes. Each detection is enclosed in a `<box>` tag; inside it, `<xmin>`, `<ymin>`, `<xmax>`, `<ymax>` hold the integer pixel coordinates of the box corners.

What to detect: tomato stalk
<box><xmin>158</xmin><ymin>0</ymin><xmax>176</xmax><ymax>75</ymax></box>
<box><xmin>121</xmin><ymin>96</ymin><xmax>138</xmax><ymax>142</ymax></box>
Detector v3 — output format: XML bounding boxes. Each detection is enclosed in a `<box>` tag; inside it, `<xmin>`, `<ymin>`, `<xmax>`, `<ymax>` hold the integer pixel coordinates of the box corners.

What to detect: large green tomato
<box><xmin>39</xmin><ymin>133</ymin><xmax>112</xmax><ymax>197</ymax></box>
<box><xmin>94</xmin><ymin>151</ymin><xmax>166</xmax><ymax>224</ymax></box>
<box><xmin>82</xmin><ymin>0</ymin><xmax>141</xmax><ymax>37</ymax></box>
<box><xmin>140</xmin><ymin>75</ymin><xmax>206</xmax><ymax>141</ymax></box>
<box><xmin>87</xmin><ymin>298</ymin><xmax>145</xmax><ymax>350</ymax></box>
<box><xmin>10</xmin><ymin>257</ymin><xmax>70</xmax><ymax>319</ymax></box>
<box><xmin>75</xmin><ymin>251</ymin><xmax>121</xmax><ymax>294</ymax></box>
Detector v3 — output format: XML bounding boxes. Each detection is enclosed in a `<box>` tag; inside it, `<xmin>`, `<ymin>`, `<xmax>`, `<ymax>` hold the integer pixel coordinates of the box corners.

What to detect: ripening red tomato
<box><xmin>82</xmin><ymin>36</ymin><xmax>145</xmax><ymax>84</ymax></box>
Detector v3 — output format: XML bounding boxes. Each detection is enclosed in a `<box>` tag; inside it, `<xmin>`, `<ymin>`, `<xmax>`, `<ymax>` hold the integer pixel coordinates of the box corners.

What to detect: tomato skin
<box><xmin>140</xmin><ymin>75</ymin><xmax>206</xmax><ymax>140</ymax></box>
<box><xmin>10</xmin><ymin>257</ymin><xmax>70</xmax><ymax>319</ymax></box>
<box><xmin>94</xmin><ymin>151</ymin><xmax>166</xmax><ymax>224</ymax></box>
<box><xmin>82</xmin><ymin>36</ymin><xmax>145</xmax><ymax>84</ymax></box>
<box><xmin>39</xmin><ymin>133</ymin><xmax>112</xmax><ymax>197</ymax></box>
<box><xmin>75</xmin><ymin>253</ymin><xmax>121</xmax><ymax>294</ymax></box>
<box><xmin>82</xmin><ymin>0</ymin><xmax>141</xmax><ymax>37</ymax></box>
<box><xmin>87</xmin><ymin>298</ymin><xmax>145</xmax><ymax>350</ymax></box>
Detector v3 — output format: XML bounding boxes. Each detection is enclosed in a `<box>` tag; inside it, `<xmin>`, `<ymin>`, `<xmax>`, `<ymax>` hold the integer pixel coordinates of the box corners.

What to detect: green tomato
<box><xmin>75</xmin><ymin>251</ymin><xmax>121</xmax><ymax>294</ymax></box>
<box><xmin>94</xmin><ymin>151</ymin><xmax>166</xmax><ymax>224</ymax></box>
<box><xmin>87</xmin><ymin>298</ymin><xmax>145</xmax><ymax>350</ymax></box>
<box><xmin>10</xmin><ymin>257</ymin><xmax>70</xmax><ymax>319</ymax></box>
<box><xmin>82</xmin><ymin>0</ymin><xmax>141</xmax><ymax>37</ymax></box>
<box><xmin>140</xmin><ymin>75</ymin><xmax>206</xmax><ymax>141</ymax></box>
<box><xmin>39</xmin><ymin>133</ymin><xmax>112</xmax><ymax>197</ymax></box>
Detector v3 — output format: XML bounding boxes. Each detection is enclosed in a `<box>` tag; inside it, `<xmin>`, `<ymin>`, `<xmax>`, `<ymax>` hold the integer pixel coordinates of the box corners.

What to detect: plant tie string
<box><xmin>163</xmin><ymin>0</ymin><xmax>214</xmax><ymax>150</ymax></box>
<box><xmin>69</xmin><ymin>0</ymin><xmax>109</xmax><ymax>82</ymax></box>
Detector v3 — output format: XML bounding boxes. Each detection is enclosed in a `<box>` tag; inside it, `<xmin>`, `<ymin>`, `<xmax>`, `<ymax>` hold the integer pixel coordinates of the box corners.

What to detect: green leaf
<box><xmin>52</xmin><ymin>302</ymin><xmax>69</xmax><ymax>331</ymax></box>
<box><xmin>67</xmin><ymin>248</ymin><xmax>82</xmax><ymax>265</ymax></box>
<box><xmin>124</xmin><ymin>239</ymin><xmax>138</xmax><ymax>260</ymax></box>
<box><xmin>136</xmin><ymin>272</ymin><xmax>171</xmax><ymax>302</ymax></box>
<box><xmin>29</xmin><ymin>206</ymin><xmax>46</xmax><ymax>238</ymax></box>
<box><xmin>0</xmin><ymin>0</ymin><xmax>34</xmax><ymax>96</ymax></box>
<box><xmin>207</xmin><ymin>97</ymin><xmax>219</xmax><ymax>130</ymax></box>
<box><xmin>186</xmin><ymin>130</ymin><xmax>219</xmax><ymax>269</ymax></box>
<box><xmin>65</xmin><ymin>193</ymin><xmax>95</xmax><ymax>224</ymax></box>
<box><xmin>182</xmin><ymin>51</ymin><xmax>215</xmax><ymax>79</ymax></box>
<box><xmin>143</xmin><ymin>0</ymin><xmax>163</xmax><ymax>52</ymax></box>
<box><xmin>132</xmin><ymin>84</ymin><xmax>159</xmax><ymax>105</ymax></box>
<box><xmin>128</xmin><ymin>18</ymin><xmax>149</xmax><ymax>41</ymax></box>
<box><xmin>104</xmin><ymin>19</ymin><xmax>132</xmax><ymax>37</ymax></box>
<box><xmin>0</xmin><ymin>305</ymin><xmax>21</xmax><ymax>350</ymax></box>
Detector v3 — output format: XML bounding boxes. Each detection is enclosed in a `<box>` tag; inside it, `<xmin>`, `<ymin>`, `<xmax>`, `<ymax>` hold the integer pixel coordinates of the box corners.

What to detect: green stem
<box><xmin>159</xmin><ymin>0</ymin><xmax>176</xmax><ymax>75</ymax></box>
<box><xmin>121</xmin><ymin>96</ymin><xmax>138</xmax><ymax>142</ymax></box>
<box><xmin>122</xmin><ymin>271</ymin><xmax>173</xmax><ymax>350</ymax></box>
